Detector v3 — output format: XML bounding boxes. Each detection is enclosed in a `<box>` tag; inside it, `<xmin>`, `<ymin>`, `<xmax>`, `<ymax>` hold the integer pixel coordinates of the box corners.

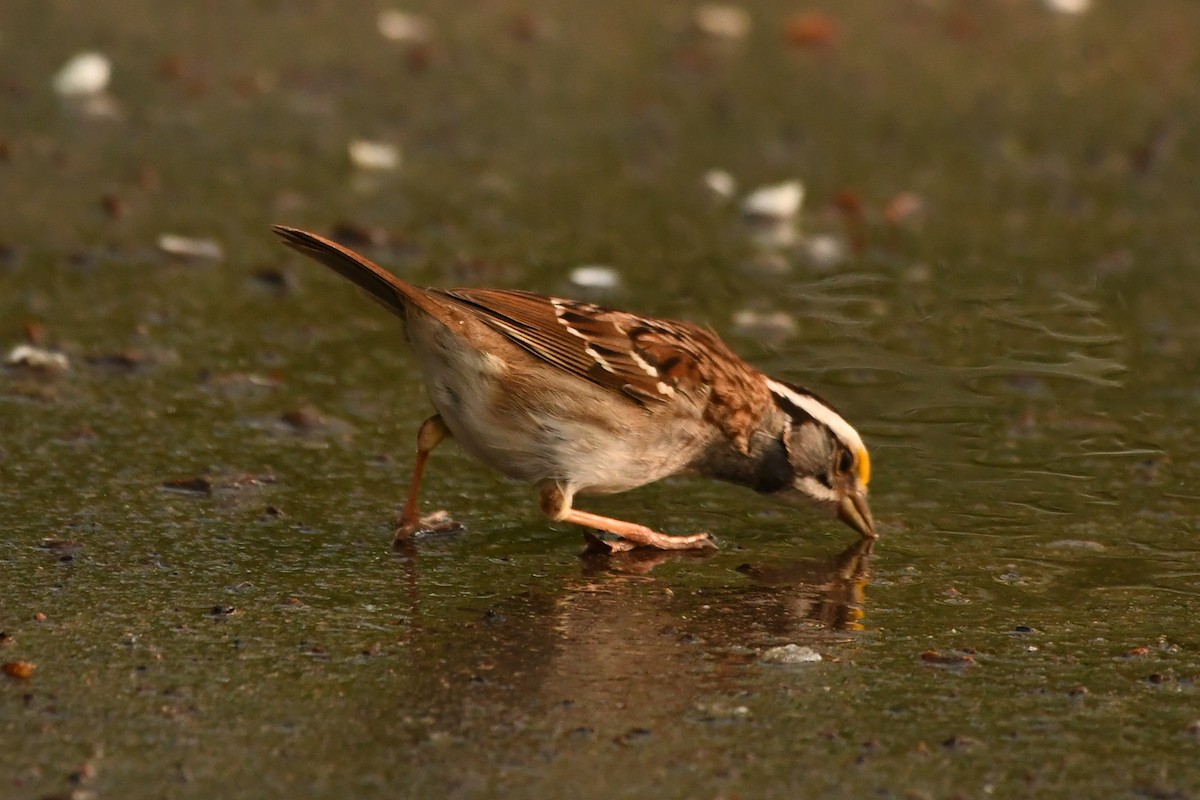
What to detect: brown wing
<box><xmin>440</xmin><ymin>288</ymin><xmax>770</xmax><ymax>450</ymax></box>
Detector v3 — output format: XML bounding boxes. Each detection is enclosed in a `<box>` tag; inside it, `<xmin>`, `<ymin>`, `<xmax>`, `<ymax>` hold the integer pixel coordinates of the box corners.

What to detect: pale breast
<box><xmin>404</xmin><ymin>312</ymin><xmax>712</xmax><ymax>495</ymax></box>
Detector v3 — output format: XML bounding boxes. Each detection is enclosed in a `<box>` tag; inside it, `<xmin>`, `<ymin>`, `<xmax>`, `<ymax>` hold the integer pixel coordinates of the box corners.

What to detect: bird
<box><xmin>273</xmin><ymin>225</ymin><xmax>875</xmax><ymax>552</ymax></box>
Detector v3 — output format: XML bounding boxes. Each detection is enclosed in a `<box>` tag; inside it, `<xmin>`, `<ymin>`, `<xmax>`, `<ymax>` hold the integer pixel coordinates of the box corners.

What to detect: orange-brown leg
<box><xmin>538</xmin><ymin>482</ymin><xmax>716</xmax><ymax>552</ymax></box>
<box><xmin>394</xmin><ymin>415</ymin><xmax>461</xmax><ymax>545</ymax></box>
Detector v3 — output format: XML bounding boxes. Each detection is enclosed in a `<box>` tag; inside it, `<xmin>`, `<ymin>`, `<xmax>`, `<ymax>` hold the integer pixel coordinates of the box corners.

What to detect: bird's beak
<box><xmin>838</xmin><ymin>491</ymin><xmax>877</xmax><ymax>539</ymax></box>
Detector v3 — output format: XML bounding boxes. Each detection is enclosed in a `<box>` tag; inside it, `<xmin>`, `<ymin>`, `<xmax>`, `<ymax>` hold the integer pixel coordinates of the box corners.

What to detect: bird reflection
<box><xmin>388</xmin><ymin>536</ymin><xmax>875</xmax><ymax>752</ymax></box>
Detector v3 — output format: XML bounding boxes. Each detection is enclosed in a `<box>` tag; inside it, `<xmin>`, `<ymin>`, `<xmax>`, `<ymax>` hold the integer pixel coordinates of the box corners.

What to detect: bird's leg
<box><xmin>538</xmin><ymin>482</ymin><xmax>717</xmax><ymax>552</ymax></box>
<box><xmin>394</xmin><ymin>415</ymin><xmax>461</xmax><ymax>545</ymax></box>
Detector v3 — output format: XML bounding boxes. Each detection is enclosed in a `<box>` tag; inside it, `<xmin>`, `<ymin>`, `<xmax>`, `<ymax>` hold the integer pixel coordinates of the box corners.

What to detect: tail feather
<box><xmin>272</xmin><ymin>225</ymin><xmax>418</xmax><ymax>319</ymax></box>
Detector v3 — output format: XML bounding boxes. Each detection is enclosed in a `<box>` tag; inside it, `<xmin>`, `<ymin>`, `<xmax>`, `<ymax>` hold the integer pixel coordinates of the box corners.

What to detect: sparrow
<box><xmin>273</xmin><ymin>225</ymin><xmax>875</xmax><ymax>552</ymax></box>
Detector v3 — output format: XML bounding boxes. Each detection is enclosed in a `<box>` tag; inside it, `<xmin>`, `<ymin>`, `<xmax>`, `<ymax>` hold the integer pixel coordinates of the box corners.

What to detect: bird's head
<box><xmin>765</xmin><ymin>379</ymin><xmax>875</xmax><ymax>539</ymax></box>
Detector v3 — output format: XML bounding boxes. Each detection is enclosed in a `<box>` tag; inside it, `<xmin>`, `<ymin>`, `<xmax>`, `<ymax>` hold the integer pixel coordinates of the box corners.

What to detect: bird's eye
<box><xmin>838</xmin><ymin>449</ymin><xmax>854</xmax><ymax>474</ymax></box>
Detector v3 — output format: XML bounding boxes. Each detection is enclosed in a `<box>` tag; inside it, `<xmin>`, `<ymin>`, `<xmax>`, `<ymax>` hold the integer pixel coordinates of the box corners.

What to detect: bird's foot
<box><xmin>581</xmin><ymin>528</ymin><xmax>717</xmax><ymax>554</ymax></box>
<box><xmin>393</xmin><ymin>510</ymin><xmax>463</xmax><ymax>546</ymax></box>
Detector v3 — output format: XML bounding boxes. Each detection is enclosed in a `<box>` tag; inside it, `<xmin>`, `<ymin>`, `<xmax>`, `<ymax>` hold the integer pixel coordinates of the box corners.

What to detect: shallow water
<box><xmin>3</xmin><ymin>1</ymin><xmax>1200</xmax><ymax>797</ymax></box>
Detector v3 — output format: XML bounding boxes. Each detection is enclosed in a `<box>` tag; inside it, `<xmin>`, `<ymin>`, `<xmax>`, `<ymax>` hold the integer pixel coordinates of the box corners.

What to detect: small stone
<box><xmin>158</xmin><ymin>234</ymin><xmax>224</xmax><ymax>261</ymax></box>
<box><xmin>731</xmin><ymin>309</ymin><xmax>795</xmax><ymax>343</ymax></box>
<box><xmin>2</xmin><ymin>661</ymin><xmax>36</xmax><ymax>679</ymax></box>
<box><xmin>1044</xmin><ymin>0</ymin><xmax>1091</xmax><ymax>14</ymax></box>
<box><xmin>569</xmin><ymin>265</ymin><xmax>620</xmax><ymax>291</ymax></box>
<box><xmin>377</xmin><ymin>10</ymin><xmax>432</xmax><ymax>43</ymax></box>
<box><xmin>742</xmin><ymin>180</ymin><xmax>804</xmax><ymax>220</ymax></box>
<box><xmin>703</xmin><ymin>168</ymin><xmax>736</xmax><ymax>200</ymax></box>
<box><xmin>53</xmin><ymin>52</ymin><xmax>112</xmax><ymax>96</ymax></box>
<box><xmin>5</xmin><ymin>344</ymin><xmax>69</xmax><ymax>371</ymax></box>
<box><xmin>693</xmin><ymin>4</ymin><xmax>751</xmax><ymax>40</ymax></box>
<box><xmin>801</xmin><ymin>234</ymin><xmax>846</xmax><ymax>271</ymax></box>
<box><xmin>761</xmin><ymin>644</ymin><xmax>822</xmax><ymax>664</ymax></box>
<box><xmin>348</xmin><ymin>140</ymin><xmax>401</xmax><ymax>171</ymax></box>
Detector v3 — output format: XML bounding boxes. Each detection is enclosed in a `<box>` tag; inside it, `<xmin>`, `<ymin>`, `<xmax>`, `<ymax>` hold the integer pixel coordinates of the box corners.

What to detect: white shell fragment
<box><xmin>348</xmin><ymin>139</ymin><xmax>402</xmax><ymax>171</ymax></box>
<box><xmin>732</xmin><ymin>309</ymin><xmax>796</xmax><ymax>342</ymax></box>
<box><xmin>377</xmin><ymin>10</ymin><xmax>432</xmax><ymax>43</ymax></box>
<box><xmin>761</xmin><ymin>644</ymin><xmax>822</xmax><ymax>665</ymax></box>
<box><xmin>5</xmin><ymin>344</ymin><xmax>70</xmax><ymax>371</ymax></box>
<box><xmin>703</xmin><ymin>168</ymin><xmax>736</xmax><ymax>200</ymax></box>
<box><xmin>693</xmin><ymin>4</ymin><xmax>752</xmax><ymax>40</ymax></box>
<box><xmin>158</xmin><ymin>234</ymin><xmax>224</xmax><ymax>261</ymax></box>
<box><xmin>1044</xmin><ymin>0</ymin><xmax>1091</xmax><ymax>13</ymax></box>
<box><xmin>741</xmin><ymin>180</ymin><xmax>804</xmax><ymax>220</ymax></box>
<box><xmin>53</xmin><ymin>52</ymin><xmax>112</xmax><ymax>97</ymax></box>
<box><xmin>569</xmin><ymin>265</ymin><xmax>620</xmax><ymax>291</ymax></box>
<box><xmin>801</xmin><ymin>233</ymin><xmax>847</xmax><ymax>271</ymax></box>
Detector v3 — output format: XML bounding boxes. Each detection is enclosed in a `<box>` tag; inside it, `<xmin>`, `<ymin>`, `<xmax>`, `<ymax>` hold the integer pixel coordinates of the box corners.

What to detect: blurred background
<box><xmin>2</xmin><ymin>1</ymin><xmax>1199</xmax><ymax>798</ymax></box>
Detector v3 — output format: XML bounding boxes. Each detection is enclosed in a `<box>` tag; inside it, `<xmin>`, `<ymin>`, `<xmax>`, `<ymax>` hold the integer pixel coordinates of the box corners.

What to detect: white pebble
<box><xmin>1044</xmin><ymin>0</ymin><xmax>1091</xmax><ymax>13</ymax></box>
<box><xmin>732</xmin><ymin>309</ymin><xmax>796</xmax><ymax>341</ymax></box>
<box><xmin>802</xmin><ymin>233</ymin><xmax>846</xmax><ymax>270</ymax></box>
<box><xmin>693</xmin><ymin>4</ymin><xmax>751</xmax><ymax>40</ymax></box>
<box><xmin>349</xmin><ymin>139</ymin><xmax>401</xmax><ymax>171</ymax></box>
<box><xmin>158</xmin><ymin>234</ymin><xmax>224</xmax><ymax>261</ymax></box>
<box><xmin>761</xmin><ymin>644</ymin><xmax>822</xmax><ymax>665</ymax></box>
<box><xmin>53</xmin><ymin>52</ymin><xmax>111</xmax><ymax>97</ymax></box>
<box><xmin>377</xmin><ymin>10</ymin><xmax>432</xmax><ymax>43</ymax></box>
<box><xmin>703</xmin><ymin>169</ymin><xmax>736</xmax><ymax>200</ymax></box>
<box><xmin>5</xmin><ymin>344</ymin><xmax>70</xmax><ymax>371</ymax></box>
<box><xmin>569</xmin><ymin>265</ymin><xmax>620</xmax><ymax>290</ymax></box>
<box><xmin>741</xmin><ymin>180</ymin><xmax>804</xmax><ymax>220</ymax></box>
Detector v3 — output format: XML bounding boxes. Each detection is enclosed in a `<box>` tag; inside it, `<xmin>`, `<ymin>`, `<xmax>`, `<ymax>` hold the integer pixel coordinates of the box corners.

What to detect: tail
<box><xmin>272</xmin><ymin>225</ymin><xmax>421</xmax><ymax>319</ymax></box>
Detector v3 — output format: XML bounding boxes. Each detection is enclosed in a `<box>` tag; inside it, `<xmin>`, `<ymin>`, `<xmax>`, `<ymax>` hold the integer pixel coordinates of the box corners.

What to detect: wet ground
<box><xmin>3</xmin><ymin>1</ymin><xmax>1200</xmax><ymax>797</ymax></box>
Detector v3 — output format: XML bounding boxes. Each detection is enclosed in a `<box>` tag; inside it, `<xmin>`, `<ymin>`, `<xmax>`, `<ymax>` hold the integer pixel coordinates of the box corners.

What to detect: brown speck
<box><xmin>941</xmin><ymin>734</ymin><xmax>980</xmax><ymax>751</ymax></box>
<box><xmin>783</xmin><ymin>11</ymin><xmax>840</xmax><ymax>48</ymax></box>
<box><xmin>281</xmin><ymin>404</ymin><xmax>326</xmax><ymax>431</ymax></box>
<box><xmin>613</xmin><ymin>727</ymin><xmax>652</xmax><ymax>746</ymax></box>
<box><xmin>252</xmin><ymin>267</ymin><xmax>295</xmax><ymax>293</ymax></box>
<box><xmin>34</xmin><ymin>612</ymin><xmax>46</xmax><ymax>622</ymax></box>
<box><xmin>1069</xmin><ymin>685</ymin><xmax>1089</xmax><ymax>697</ymax></box>
<box><xmin>884</xmin><ymin>191</ymin><xmax>925</xmax><ymax>226</ymax></box>
<box><xmin>101</xmin><ymin>192</ymin><xmax>126</xmax><ymax>220</ymax></box>
<box><xmin>210</xmin><ymin>605</ymin><xmax>237</xmax><ymax>617</ymax></box>
<box><xmin>0</xmin><ymin>632</ymin><xmax>12</xmax><ymax>647</ymax></box>
<box><xmin>137</xmin><ymin>166</ymin><xmax>161</xmax><ymax>191</ymax></box>
<box><xmin>3</xmin><ymin>660</ymin><xmax>36</xmax><ymax>679</ymax></box>
<box><xmin>944</xmin><ymin>10</ymin><xmax>980</xmax><ymax>40</ymax></box>
<box><xmin>58</xmin><ymin>425</ymin><xmax>98</xmax><ymax>443</ymax></box>
<box><xmin>23</xmin><ymin>321</ymin><xmax>46</xmax><ymax>345</ymax></box>
<box><xmin>85</xmin><ymin>348</ymin><xmax>152</xmax><ymax>372</ymax></box>
<box><xmin>329</xmin><ymin>221</ymin><xmax>389</xmax><ymax>248</ymax></box>
<box><xmin>407</xmin><ymin>45</ymin><xmax>433</xmax><ymax>73</ymax></box>
<box><xmin>921</xmin><ymin>650</ymin><xmax>976</xmax><ymax>668</ymax></box>
<box><xmin>1124</xmin><ymin>646</ymin><xmax>1151</xmax><ymax>658</ymax></box>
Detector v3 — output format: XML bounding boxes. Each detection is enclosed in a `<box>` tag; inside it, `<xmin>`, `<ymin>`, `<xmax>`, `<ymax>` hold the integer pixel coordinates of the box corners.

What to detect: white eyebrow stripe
<box><xmin>767</xmin><ymin>379</ymin><xmax>864</xmax><ymax>454</ymax></box>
